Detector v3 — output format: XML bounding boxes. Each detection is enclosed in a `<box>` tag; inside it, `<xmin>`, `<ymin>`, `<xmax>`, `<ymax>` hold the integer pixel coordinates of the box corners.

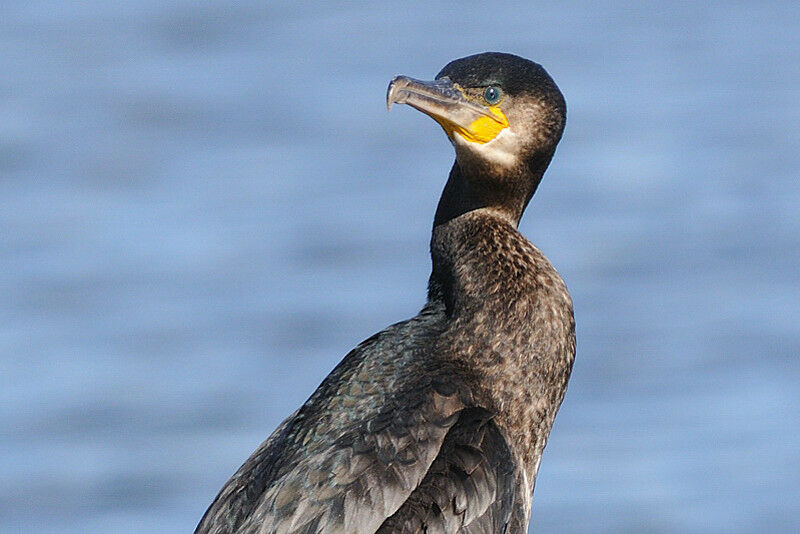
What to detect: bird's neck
<box><xmin>431</xmin><ymin>156</ymin><xmax>550</xmax><ymax>229</ymax></box>
<box><xmin>432</xmin><ymin>164</ymin><xmax>487</xmax><ymax>228</ymax></box>
<box><xmin>433</xmin><ymin>163</ymin><xmax>516</xmax><ymax>228</ymax></box>
<box><xmin>430</xmin><ymin>161</ymin><xmax>529</xmax><ymax>309</ymax></box>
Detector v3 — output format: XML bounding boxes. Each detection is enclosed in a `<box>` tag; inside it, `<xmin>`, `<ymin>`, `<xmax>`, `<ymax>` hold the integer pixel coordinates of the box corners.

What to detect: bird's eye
<box><xmin>483</xmin><ymin>86</ymin><xmax>502</xmax><ymax>105</ymax></box>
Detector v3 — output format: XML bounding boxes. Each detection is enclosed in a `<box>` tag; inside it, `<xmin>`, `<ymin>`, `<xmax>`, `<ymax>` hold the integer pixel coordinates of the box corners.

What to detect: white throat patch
<box><xmin>453</xmin><ymin>126</ymin><xmax>520</xmax><ymax>170</ymax></box>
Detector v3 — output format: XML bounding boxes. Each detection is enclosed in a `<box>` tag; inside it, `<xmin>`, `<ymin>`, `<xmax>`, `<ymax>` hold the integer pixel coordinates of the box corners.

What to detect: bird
<box><xmin>195</xmin><ymin>52</ymin><xmax>575</xmax><ymax>534</ymax></box>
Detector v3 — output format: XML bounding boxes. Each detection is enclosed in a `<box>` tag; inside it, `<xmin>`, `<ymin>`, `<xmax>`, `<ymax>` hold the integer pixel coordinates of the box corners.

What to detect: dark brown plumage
<box><xmin>196</xmin><ymin>52</ymin><xmax>574</xmax><ymax>534</ymax></box>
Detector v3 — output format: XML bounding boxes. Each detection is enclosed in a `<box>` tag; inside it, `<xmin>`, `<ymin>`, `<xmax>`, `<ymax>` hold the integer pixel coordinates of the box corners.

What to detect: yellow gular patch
<box><xmin>434</xmin><ymin>106</ymin><xmax>509</xmax><ymax>144</ymax></box>
<box><xmin>434</xmin><ymin>106</ymin><xmax>508</xmax><ymax>144</ymax></box>
<box><xmin>462</xmin><ymin>106</ymin><xmax>509</xmax><ymax>143</ymax></box>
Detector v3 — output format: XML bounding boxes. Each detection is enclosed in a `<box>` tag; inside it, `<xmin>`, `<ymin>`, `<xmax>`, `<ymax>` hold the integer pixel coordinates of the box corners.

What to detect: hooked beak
<box><xmin>386</xmin><ymin>76</ymin><xmax>508</xmax><ymax>144</ymax></box>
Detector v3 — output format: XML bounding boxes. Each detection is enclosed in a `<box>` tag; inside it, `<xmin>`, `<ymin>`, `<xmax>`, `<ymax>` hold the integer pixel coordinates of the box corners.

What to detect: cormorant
<box><xmin>196</xmin><ymin>52</ymin><xmax>574</xmax><ymax>534</ymax></box>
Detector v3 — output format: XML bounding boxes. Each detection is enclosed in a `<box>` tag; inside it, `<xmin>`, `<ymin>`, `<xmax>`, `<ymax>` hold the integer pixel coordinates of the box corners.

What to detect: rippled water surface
<box><xmin>2</xmin><ymin>2</ymin><xmax>799</xmax><ymax>532</ymax></box>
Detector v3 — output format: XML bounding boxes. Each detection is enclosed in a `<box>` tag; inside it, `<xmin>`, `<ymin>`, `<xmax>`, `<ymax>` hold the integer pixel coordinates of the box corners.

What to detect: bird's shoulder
<box><xmin>196</xmin><ymin>303</ymin><xmax>486</xmax><ymax>534</ymax></box>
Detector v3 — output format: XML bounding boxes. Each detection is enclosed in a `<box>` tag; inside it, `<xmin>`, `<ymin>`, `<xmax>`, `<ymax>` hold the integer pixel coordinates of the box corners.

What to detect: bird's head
<box><xmin>387</xmin><ymin>52</ymin><xmax>566</xmax><ymax>223</ymax></box>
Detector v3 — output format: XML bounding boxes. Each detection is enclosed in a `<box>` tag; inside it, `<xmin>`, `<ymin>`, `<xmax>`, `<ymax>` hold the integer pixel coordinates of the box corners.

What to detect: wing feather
<box><xmin>377</xmin><ymin>408</ymin><xmax>521</xmax><ymax>534</ymax></box>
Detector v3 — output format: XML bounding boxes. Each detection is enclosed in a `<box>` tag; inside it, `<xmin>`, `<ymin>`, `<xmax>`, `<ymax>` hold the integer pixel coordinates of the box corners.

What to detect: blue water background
<box><xmin>2</xmin><ymin>1</ymin><xmax>799</xmax><ymax>532</ymax></box>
